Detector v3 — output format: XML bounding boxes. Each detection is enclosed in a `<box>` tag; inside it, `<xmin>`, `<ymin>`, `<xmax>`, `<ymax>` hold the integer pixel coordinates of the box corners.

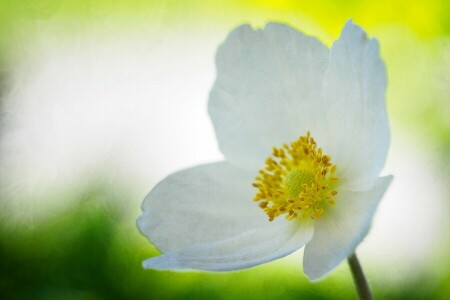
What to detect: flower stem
<box><xmin>347</xmin><ymin>252</ymin><xmax>372</xmax><ymax>300</ymax></box>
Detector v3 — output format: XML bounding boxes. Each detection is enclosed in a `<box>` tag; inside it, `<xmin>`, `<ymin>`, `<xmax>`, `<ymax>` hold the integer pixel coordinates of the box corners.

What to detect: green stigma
<box><xmin>284</xmin><ymin>169</ymin><xmax>315</xmax><ymax>197</ymax></box>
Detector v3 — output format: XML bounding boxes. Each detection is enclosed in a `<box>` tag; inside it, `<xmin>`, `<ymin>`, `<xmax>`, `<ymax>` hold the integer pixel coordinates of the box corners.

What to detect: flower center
<box><xmin>253</xmin><ymin>132</ymin><xmax>338</xmax><ymax>222</ymax></box>
<box><xmin>285</xmin><ymin>169</ymin><xmax>315</xmax><ymax>197</ymax></box>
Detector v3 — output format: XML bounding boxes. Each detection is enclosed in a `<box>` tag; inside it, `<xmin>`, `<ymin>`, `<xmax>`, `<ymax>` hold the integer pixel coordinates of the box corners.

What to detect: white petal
<box><xmin>143</xmin><ymin>218</ymin><xmax>313</xmax><ymax>271</ymax></box>
<box><xmin>303</xmin><ymin>176</ymin><xmax>392</xmax><ymax>280</ymax></box>
<box><xmin>321</xmin><ymin>20</ymin><xmax>390</xmax><ymax>191</ymax></box>
<box><xmin>137</xmin><ymin>162</ymin><xmax>262</xmax><ymax>252</ymax></box>
<box><xmin>209</xmin><ymin>22</ymin><xmax>329</xmax><ymax>171</ymax></box>
<box><xmin>137</xmin><ymin>161</ymin><xmax>314</xmax><ymax>271</ymax></box>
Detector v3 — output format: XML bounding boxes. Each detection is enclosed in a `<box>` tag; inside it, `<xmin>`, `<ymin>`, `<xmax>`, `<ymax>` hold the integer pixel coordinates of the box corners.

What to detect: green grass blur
<box><xmin>2</xmin><ymin>185</ymin><xmax>450</xmax><ymax>299</ymax></box>
<box><xmin>1</xmin><ymin>186</ymin><xmax>448</xmax><ymax>299</ymax></box>
<box><xmin>0</xmin><ymin>1</ymin><xmax>449</xmax><ymax>299</ymax></box>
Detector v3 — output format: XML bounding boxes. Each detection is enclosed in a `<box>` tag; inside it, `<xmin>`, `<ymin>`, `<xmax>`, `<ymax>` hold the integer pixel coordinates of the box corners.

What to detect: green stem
<box><xmin>347</xmin><ymin>252</ymin><xmax>372</xmax><ymax>300</ymax></box>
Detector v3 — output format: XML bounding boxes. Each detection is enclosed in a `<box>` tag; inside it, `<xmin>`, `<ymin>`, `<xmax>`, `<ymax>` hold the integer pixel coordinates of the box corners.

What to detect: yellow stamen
<box><xmin>253</xmin><ymin>132</ymin><xmax>339</xmax><ymax>221</ymax></box>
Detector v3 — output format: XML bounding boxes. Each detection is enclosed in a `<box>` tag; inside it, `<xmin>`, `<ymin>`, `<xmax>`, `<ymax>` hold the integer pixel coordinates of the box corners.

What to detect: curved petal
<box><xmin>208</xmin><ymin>22</ymin><xmax>329</xmax><ymax>171</ymax></box>
<box><xmin>320</xmin><ymin>20</ymin><xmax>390</xmax><ymax>191</ymax></box>
<box><xmin>303</xmin><ymin>175</ymin><xmax>392</xmax><ymax>280</ymax></box>
<box><xmin>137</xmin><ymin>162</ymin><xmax>263</xmax><ymax>252</ymax></box>
<box><xmin>137</xmin><ymin>161</ymin><xmax>314</xmax><ymax>271</ymax></box>
<box><xmin>143</xmin><ymin>218</ymin><xmax>313</xmax><ymax>271</ymax></box>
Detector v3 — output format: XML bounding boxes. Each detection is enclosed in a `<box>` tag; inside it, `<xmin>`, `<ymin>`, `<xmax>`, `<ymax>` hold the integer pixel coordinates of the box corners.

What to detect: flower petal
<box><xmin>320</xmin><ymin>20</ymin><xmax>390</xmax><ymax>191</ymax></box>
<box><xmin>137</xmin><ymin>161</ymin><xmax>314</xmax><ymax>271</ymax></box>
<box><xmin>143</xmin><ymin>218</ymin><xmax>313</xmax><ymax>271</ymax></box>
<box><xmin>137</xmin><ymin>162</ymin><xmax>259</xmax><ymax>252</ymax></box>
<box><xmin>303</xmin><ymin>176</ymin><xmax>392</xmax><ymax>280</ymax></box>
<box><xmin>209</xmin><ymin>22</ymin><xmax>329</xmax><ymax>171</ymax></box>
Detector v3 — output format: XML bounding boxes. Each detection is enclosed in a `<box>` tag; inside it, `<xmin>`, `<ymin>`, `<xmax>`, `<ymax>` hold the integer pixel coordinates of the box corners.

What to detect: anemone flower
<box><xmin>137</xmin><ymin>20</ymin><xmax>392</xmax><ymax>288</ymax></box>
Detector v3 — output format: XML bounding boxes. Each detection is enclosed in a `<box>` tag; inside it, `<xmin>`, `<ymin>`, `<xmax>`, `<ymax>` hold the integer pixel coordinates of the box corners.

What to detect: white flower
<box><xmin>137</xmin><ymin>20</ymin><xmax>392</xmax><ymax>280</ymax></box>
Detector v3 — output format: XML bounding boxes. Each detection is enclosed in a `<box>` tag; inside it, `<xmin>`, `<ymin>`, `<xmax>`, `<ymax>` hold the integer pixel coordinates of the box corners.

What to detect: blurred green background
<box><xmin>0</xmin><ymin>0</ymin><xmax>449</xmax><ymax>299</ymax></box>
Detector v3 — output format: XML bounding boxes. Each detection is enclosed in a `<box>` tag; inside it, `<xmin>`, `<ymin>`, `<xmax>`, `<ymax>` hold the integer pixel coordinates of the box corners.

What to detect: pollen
<box><xmin>253</xmin><ymin>132</ymin><xmax>339</xmax><ymax>222</ymax></box>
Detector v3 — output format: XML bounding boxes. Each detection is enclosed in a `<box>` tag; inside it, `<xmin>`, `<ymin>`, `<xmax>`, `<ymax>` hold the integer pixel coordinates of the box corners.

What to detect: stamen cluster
<box><xmin>253</xmin><ymin>132</ymin><xmax>338</xmax><ymax>221</ymax></box>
